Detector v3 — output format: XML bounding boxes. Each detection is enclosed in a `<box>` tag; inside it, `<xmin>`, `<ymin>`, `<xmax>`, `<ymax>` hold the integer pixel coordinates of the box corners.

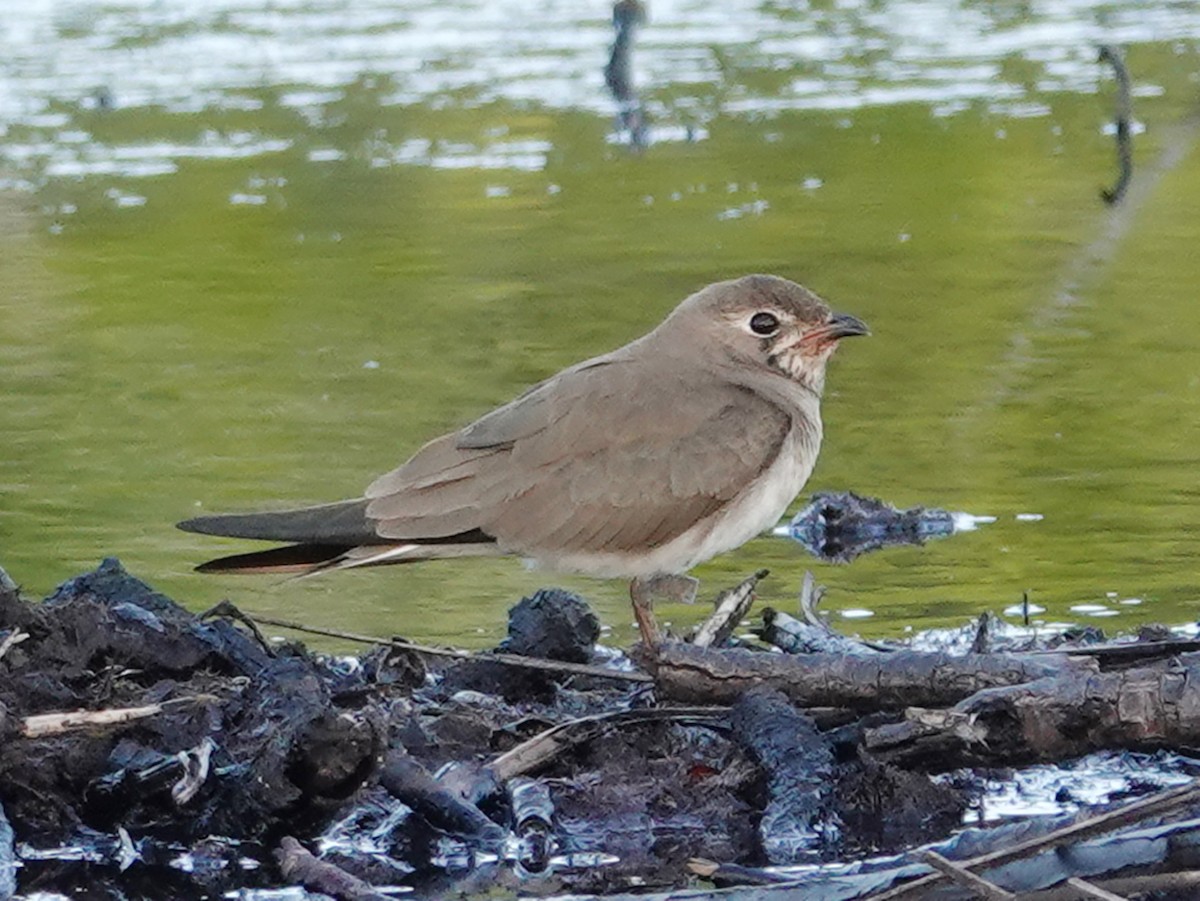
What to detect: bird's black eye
<box><xmin>749</xmin><ymin>311</ymin><xmax>780</xmax><ymax>336</ymax></box>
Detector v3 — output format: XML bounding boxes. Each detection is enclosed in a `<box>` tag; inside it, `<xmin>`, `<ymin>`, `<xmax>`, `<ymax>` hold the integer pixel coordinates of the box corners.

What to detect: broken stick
<box><xmin>19</xmin><ymin>696</ymin><xmax>208</xmax><ymax>740</ymax></box>
<box><xmin>691</xmin><ymin>570</ymin><xmax>768</xmax><ymax>648</ymax></box>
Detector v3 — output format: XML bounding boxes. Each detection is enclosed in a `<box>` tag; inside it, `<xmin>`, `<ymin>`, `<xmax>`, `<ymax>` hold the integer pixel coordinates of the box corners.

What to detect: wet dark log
<box><xmin>275</xmin><ymin>835</ymin><xmax>391</xmax><ymax>901</ymax></box>
<box><xmin>651</xmin><ymin>644</ymin><xmax>1090</xmax><ymax>710</ymax></box>
<box><xmin>865</xmin><ymin>653</ymin><xmax>1200</xmax><ymax>769</ymax></box>
<box><xmin>86</xmin><ymin>736</ymin><xmax>216</xmax><ymax>813</ymax></box>
<box><xmin>665</xmin><ymin>789</ymin><xmax>1200</xmax><ymax>901</ymax></box>
<box><xmin>729</xmin><ymin>689</ymin><xmax>835</xmax><ymax>864</ymax></box>
<box><xmin>378</xmin><ymin>751</ymin><xmax>504</xmax><ymax>842</ymax></box>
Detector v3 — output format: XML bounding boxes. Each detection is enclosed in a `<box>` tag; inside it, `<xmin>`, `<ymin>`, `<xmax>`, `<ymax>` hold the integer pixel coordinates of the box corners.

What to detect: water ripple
<box><xmin>2</xmin><ymin>0</ymin><xmax>1197</xmax><ymax>178</ymax></box>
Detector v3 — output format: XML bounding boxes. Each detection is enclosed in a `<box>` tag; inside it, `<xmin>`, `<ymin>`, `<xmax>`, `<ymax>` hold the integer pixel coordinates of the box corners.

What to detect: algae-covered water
<box><xmin>2</xmin><ymin>1</ymin><xmax>1200</xmax><ymax>647</ymax></box>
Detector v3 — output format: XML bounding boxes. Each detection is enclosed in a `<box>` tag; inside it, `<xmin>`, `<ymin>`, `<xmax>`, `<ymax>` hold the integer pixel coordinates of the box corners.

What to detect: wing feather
<box><xmin>361</xmin><ymin>356</ymin><xmax>793</xmax><ymax>560</ymax></box>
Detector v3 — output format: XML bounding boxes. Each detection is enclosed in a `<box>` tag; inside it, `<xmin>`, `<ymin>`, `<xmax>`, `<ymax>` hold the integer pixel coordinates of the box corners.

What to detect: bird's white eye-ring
<box><xmin>748</xmin><ymin>311</ymin><xmax>781</xmax><ymax>336</ymax></box>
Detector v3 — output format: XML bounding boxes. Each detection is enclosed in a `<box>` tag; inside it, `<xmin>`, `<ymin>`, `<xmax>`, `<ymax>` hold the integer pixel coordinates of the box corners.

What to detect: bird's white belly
<box><xmin>667</xmin><ymin>429</ymin><xmax>815</xmax><ymax>572</ymax></box>
<box><xmin>537</xmin><ymin>427</ymin><xmax>818</xmax><ymax>579</ymax></box>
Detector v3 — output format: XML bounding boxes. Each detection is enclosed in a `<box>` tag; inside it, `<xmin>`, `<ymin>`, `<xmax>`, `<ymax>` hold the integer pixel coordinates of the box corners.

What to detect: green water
<box><xmin>3</xmin><ymin>29</ymin><xmax>1200</xmax><ymax>647</ymax></box>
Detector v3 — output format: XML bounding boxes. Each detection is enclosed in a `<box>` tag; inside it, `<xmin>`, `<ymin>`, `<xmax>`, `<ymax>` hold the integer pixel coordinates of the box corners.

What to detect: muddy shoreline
<box><xmin>3</xmin><ymin>558</ymin><xmax>1200</xmax><ymax>900</ymax></box>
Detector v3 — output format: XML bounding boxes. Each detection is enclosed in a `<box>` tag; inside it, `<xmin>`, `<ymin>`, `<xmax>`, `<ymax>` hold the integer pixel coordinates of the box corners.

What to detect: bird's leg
<box><xmin>629</xmin><ymin>574</ymin><xmax>699</xmax><ymax>647</ymax></box>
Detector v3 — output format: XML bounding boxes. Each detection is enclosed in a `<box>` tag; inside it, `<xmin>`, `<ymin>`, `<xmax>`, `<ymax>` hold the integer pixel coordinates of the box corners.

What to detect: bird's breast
<box><xmin>520</xmin><ymin>415</ymin><xmax>822</xmax><ymax>580</ymax></box>
<box><xmin>688</xmin><ymin>422</ymin><xmax>820</xmax><ymax>564</ymax></box>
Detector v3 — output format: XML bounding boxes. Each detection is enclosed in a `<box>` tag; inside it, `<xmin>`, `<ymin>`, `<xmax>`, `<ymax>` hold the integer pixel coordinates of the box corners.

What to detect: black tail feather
<box><xmin>195</xmin><ymin>543</ymin><xmax>351</xmax><ymax>574</ymax></box>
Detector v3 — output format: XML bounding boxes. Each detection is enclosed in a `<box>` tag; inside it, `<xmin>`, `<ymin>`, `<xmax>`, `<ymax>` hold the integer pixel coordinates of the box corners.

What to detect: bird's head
<box><xmin>669</xmin><ymin>274</ymin><xmax>869</xmax><ymax>395</ymax></box>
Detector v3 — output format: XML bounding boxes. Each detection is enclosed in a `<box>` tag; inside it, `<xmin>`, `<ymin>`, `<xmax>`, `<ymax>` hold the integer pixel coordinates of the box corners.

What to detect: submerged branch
<box><xmin>1098</xmin><ymin>44</ymin><xmax>1133</xmax><ymax>204</ymax></box>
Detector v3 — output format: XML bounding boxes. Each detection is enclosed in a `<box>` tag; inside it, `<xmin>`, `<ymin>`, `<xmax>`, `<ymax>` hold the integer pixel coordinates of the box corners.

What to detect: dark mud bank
<box><xmin>3</xmin><ymin>559</ymin><xmax>1200</xmax><ymax>900</ymax></box>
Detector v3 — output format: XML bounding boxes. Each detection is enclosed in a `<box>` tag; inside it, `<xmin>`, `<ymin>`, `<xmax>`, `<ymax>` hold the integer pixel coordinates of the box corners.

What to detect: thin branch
<box><xmin>246</xmin><ymin>613</ymin><xmax>653</xmax><ymax>683</ymax></box>
<box><xmin>198</xmin><ymin>599</ymin><xmax>276</xmax><ymax>656</ymax></box>
<box><xmin>920</xmin><ymin>850</ymin><xmax>1015</xmax><ymax>900</ymax></box>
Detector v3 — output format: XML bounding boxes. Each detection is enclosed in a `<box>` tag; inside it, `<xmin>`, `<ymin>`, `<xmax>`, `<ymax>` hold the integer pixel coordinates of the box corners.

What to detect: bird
<box><xmin>178</xmin><ymin>275</ymin><xmax>868</xmax><ymax>645</ymax></box>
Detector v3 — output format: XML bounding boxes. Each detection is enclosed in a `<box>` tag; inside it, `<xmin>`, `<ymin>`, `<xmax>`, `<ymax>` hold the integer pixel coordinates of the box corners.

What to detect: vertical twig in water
<box><xmin>604</xmin><ymin>0</ymin><xmax>648</xmax><ymax>150</ymax></box>
<box><xmin>1098</xmin><ymin>44</ymin><xmax>1133</xmax><ymax>204</ymax></box>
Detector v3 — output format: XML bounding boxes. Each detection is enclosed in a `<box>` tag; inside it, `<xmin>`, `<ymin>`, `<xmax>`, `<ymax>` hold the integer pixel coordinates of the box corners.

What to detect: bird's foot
<box><xmin>629</xmin><ymin>574</ymin><xmax>699</xmax><ymax>648</ymax></box>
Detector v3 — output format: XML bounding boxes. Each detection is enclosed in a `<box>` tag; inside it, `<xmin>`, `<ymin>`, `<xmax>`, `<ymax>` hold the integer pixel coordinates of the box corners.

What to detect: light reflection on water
<box><xmin>3</xmin><ymin>1</ymin><xmax>1200</xmax><ymax>179</ymax></box>
<box><xmin>1</xmin><ymin>2</ymin><xmax>1200</xmax><ymax>647</ymax></box>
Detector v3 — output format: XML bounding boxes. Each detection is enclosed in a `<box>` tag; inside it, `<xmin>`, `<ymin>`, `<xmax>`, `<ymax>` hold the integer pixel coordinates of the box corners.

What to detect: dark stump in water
<box><xmin>782</xmin><ymin>490</ymin><xmax>961</xmax><ymax>562</ymax></box>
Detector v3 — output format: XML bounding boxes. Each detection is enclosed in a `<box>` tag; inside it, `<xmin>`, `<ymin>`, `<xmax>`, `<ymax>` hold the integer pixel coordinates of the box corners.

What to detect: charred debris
<box><xmin>3</xmin><ymin>543</ymin><xmax>1200</xmax><ymax>899</ymax></box>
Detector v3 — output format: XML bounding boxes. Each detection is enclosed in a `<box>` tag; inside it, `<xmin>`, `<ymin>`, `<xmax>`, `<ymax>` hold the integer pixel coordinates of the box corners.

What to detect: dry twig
<box><xmin>20</xmin><ymin>696</ymin><xmax>209</xmax><ymax>739</ymax></box>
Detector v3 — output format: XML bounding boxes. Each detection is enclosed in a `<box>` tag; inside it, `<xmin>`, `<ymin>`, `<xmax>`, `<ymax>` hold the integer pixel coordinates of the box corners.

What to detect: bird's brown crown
<box><xmin>674</xmin><ymin>274</ymin><xmax>831</xmax><ymax>325</ymax></box>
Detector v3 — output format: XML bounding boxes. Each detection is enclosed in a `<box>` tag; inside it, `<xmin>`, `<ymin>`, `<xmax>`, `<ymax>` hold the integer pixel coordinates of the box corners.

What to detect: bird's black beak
<box><xmin>827</xmin><ymin>312</ymin><xmax>870</xmax><ymax>339</ymax></box>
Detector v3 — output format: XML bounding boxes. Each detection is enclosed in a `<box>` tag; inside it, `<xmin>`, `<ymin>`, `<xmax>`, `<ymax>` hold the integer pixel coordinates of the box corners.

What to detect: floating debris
<box><xmin>775</xmin><ymin>490</ymin><xmax>993</xmax><ymax>563</ymax></box>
